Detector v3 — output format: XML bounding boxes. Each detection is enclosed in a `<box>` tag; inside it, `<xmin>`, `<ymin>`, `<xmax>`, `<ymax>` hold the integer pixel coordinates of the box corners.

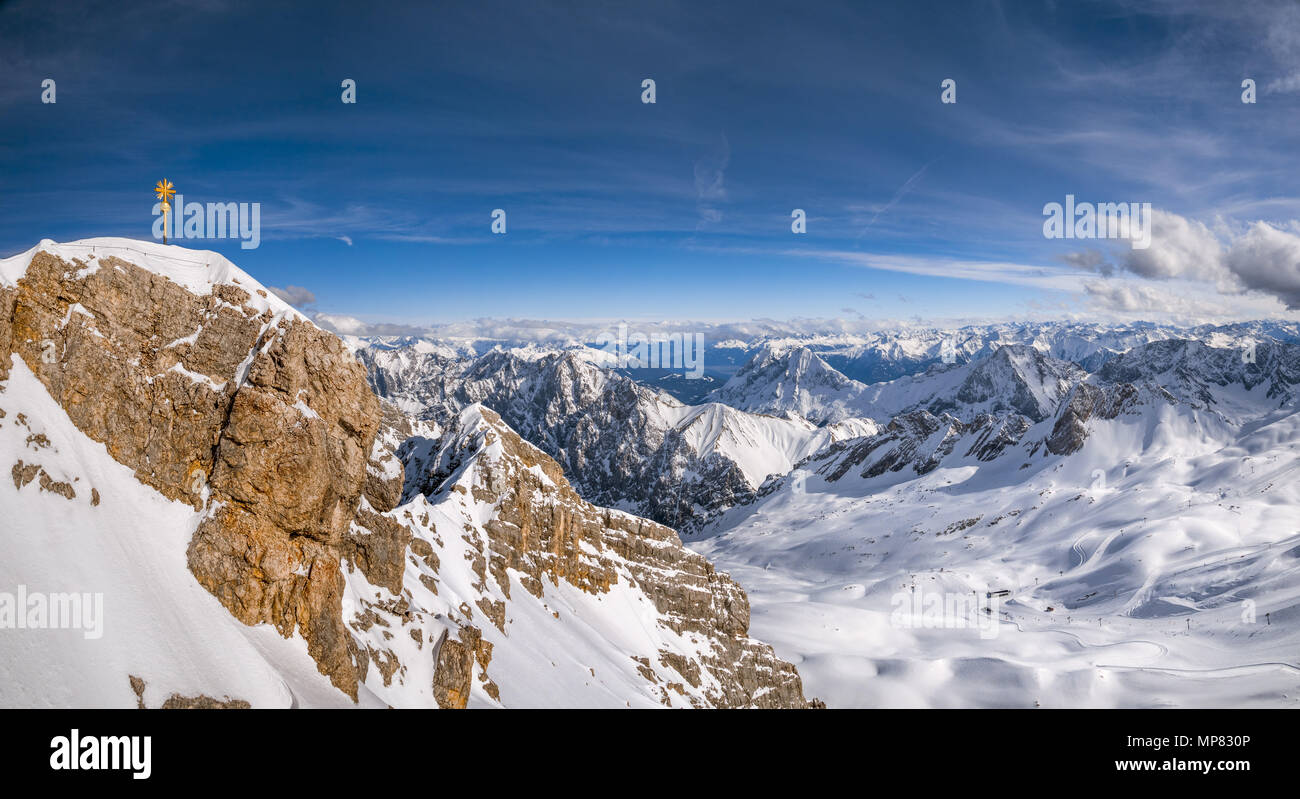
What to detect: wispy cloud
<box><xmin>693</xmin><ymin>133</ymin><xmax>730</xmax><ymax>228</ymax></box>
<box><xmin>859</xmin><ymin>160</ymin><xmax>935</xmax><ymax>235</ymax></box>
<box><xmin>786</xmin><ymin>247</ymin><xmax>1085</xmax><ymax>292</ymax></box>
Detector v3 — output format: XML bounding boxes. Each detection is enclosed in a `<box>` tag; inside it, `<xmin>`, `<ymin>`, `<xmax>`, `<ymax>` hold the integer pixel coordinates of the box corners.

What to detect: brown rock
<box><xmin>11</xmin><ymin>459</ymin><xmax>39</xmax><ymax>489</ymax></box>
<box><xmin>0</xmin><ymin>286</ymin><xmax>14</xmax><ymax>381</ymax></box>
<box><xmin>431</xmin><ymin>629</ymin><xmax>474</xmax><ymax>709</ymax></box>
<box><xmin>344</xmin><ymin>508</ymin><xmax>412</xmax><ymax>595</ymax></box>
<box><xmin>3</xmin><ymin>248</ymin><xmax>402</xmax><ymax>701</ymax></box>
<box><xmin>160</xmin><ymin>694</ymin><xmax>251</xmax><ymax>709</ymax></box>
<box><xmin>38</xmin><ymin>469</ymin><xmax>75</xmax><ymax>500</ymax></box>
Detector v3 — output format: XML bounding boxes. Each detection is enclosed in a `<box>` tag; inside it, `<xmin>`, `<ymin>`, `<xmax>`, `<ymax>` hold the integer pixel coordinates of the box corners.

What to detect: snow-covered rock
<box><xmin>0</xmin><ymin>239</ymin><xmax>814</xmax><ymax>708</ymax></box>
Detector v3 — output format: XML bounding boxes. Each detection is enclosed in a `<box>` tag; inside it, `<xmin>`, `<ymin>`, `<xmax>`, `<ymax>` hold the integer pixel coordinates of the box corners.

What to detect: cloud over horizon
<box><xmin>1066</xmin><ymin>210</ymin><xmax>1300</xmax><ymax>309</ymax></box>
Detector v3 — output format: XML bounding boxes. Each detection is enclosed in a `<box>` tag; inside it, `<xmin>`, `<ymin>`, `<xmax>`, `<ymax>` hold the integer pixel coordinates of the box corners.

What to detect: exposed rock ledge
<box><xmin>0</xmin><ymin>241</ymin><xmax>814</xmax><ymax>708</ymax></box>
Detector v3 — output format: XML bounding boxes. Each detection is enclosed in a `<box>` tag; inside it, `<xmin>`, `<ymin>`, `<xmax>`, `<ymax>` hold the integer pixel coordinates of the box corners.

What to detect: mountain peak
<box><xmin>1</xmin><ymin>238</ymin><xmax>306</xmax><ymax>322</ymax></box>
<box><xmin>710</xmin><ymin>344</ymin><xmax>870</xmax><ymax>424</ymax></box>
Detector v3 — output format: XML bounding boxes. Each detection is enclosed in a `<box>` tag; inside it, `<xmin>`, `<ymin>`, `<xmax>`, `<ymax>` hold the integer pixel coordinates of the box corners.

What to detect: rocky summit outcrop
<box><xmin>2</xmin><ymin>243</ymin><xmax>390</xmax><ymax>696</ymax></box>
<box><xmin>0</xmin><ymin>240</ymin><xmax>811</xmax><ymax>707</ymax></box>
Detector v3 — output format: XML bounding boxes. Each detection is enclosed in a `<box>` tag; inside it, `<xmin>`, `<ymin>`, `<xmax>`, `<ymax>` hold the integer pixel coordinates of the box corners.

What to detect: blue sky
<box><xmin>4</xmin><ymin>0</ymin><xmax>1300</xmax><ymax>328</ymax></box>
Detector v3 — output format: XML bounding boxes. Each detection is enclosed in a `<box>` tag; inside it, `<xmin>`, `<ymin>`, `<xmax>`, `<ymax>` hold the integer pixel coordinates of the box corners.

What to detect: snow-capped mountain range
<box><xmin>354</xmin><ymin>343</ymin><xmax>875</xmax><ymax>532</ymax></box>
<box><xmin>352</xmin><ymin>323</ymin><xmax>1299</xmax><ymax>529</ymax></box>
<box><xmin>347</xmin><ymin>314</ymin><xmax>1300</xmax><ymax>708</ymax></box>
<box><xmin>3</xmin><ymin>238</ymin><xmax>1297</xmax><ymax>708</ymax></box>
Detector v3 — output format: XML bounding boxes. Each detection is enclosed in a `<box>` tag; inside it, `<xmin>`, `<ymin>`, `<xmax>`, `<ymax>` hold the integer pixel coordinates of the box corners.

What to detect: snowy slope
<box><xmin>0</xmin><ymin>357</ymin><xmax>360</xmax><ymax>708</ymax></box>
<box><xmin>661</xmin><ymin>401</ymin><xmax>862</xmax><ymax>488</ymax></box>
<box><xmin>694</xmin><ymin>343</ymin><xmax>1300</xmax><ymax>708</ymax></box>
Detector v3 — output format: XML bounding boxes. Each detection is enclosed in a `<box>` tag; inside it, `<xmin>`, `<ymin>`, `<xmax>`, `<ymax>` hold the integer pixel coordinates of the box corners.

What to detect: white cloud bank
<box><xmin>1068</xmin><ymin>210</ymin><xmax>1300</xmax><ymax>310</ymax></box>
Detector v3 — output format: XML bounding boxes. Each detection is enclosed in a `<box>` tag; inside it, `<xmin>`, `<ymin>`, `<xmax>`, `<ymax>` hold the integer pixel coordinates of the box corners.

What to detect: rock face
<box><xmin>0</xmin><ymin>240</ymin><xmax>811</xmax><ymax>707</ymax></box>
<box><xmin>797</xmin><ymin>408</ymin><xmax>1035</xmax><ymax>484</ymax></box>
<box><xmin>185</xmin><ymin>315</ymin><xmax>395</xmax><ymax>699</ymax></box>
<box><xmin>1045</xmin><ymin>382</ymin><xmax>1143</xmax><ymax>456</ymax></box>
<box><xmin>0</xmin><ymin>287</ymin><xmax>15</xmax><ymax>382</ymax></box>
<box><xmin>939</xmin><ymin>344</ymin><xmax>1084</xmax><ymax>423</ymax></box>
<box><xmin>3</xmin><ymin>245</ymin><xmax>390</xmax><ymax>696</ymax></box>
<box><xmin>1098</xmin><ymin>338</ymin><xmax>1300</xmax><ymax>414</ymax></box>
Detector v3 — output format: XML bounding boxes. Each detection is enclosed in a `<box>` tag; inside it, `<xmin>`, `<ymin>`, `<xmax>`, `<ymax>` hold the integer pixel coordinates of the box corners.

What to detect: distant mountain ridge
<box><xmin>353</xmin><ymin>323</ymin><xmax>1300</xmax><ymax>536</ymax></box>
<box><xmin>355</xmin><ymin>343</ymin><xmax>873</xmax><ymax>532</ymax></box>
